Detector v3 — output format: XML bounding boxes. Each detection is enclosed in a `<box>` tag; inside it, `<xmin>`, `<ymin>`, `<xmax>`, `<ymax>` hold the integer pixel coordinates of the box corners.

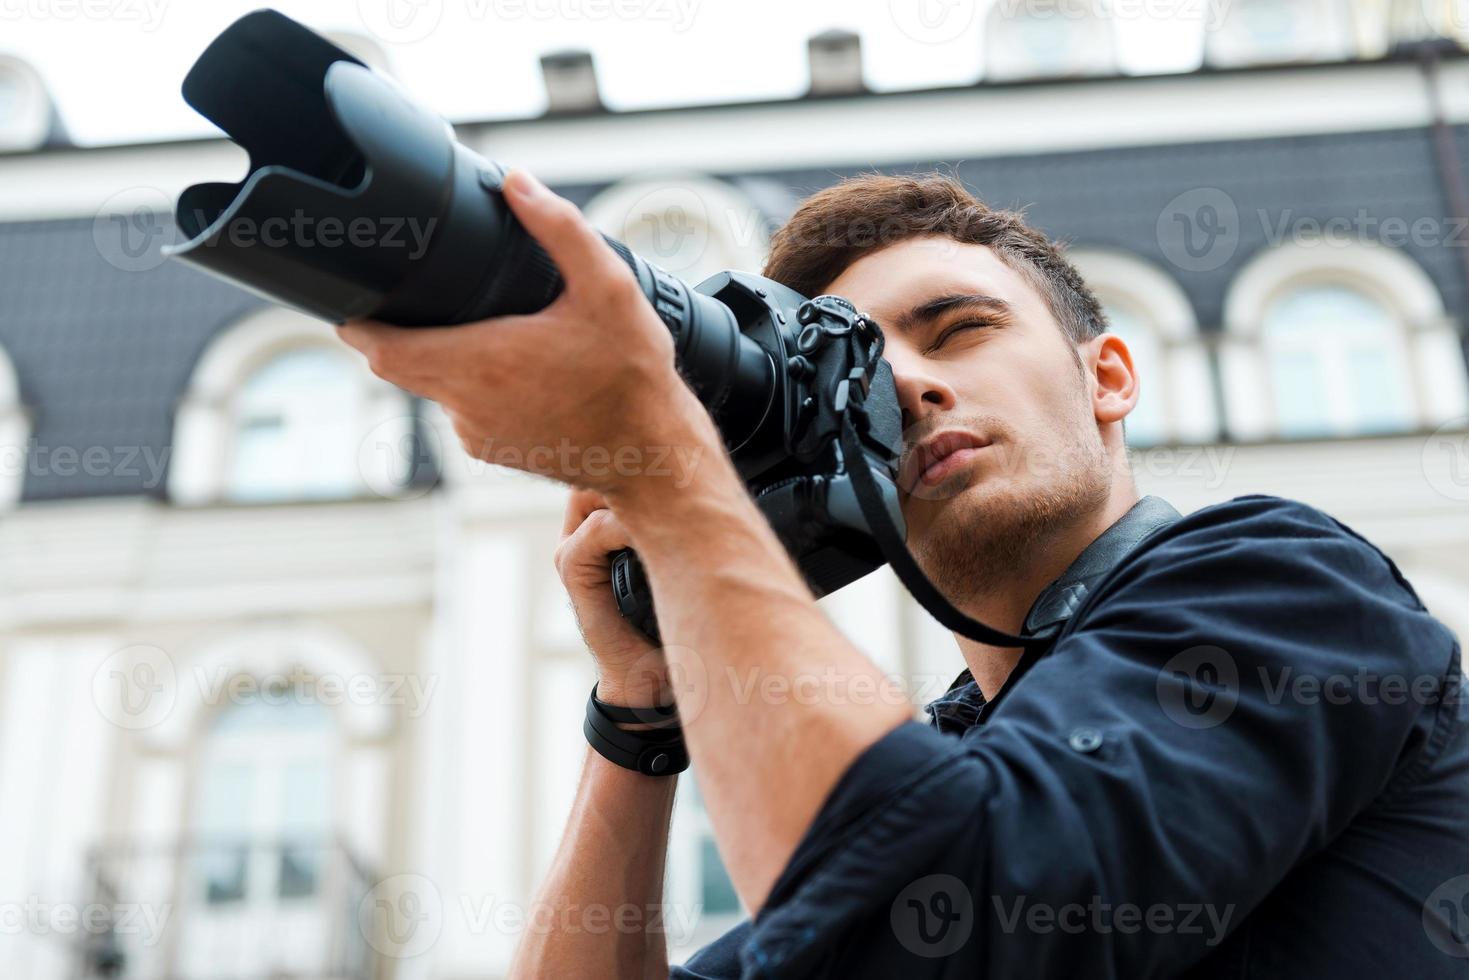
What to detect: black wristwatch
<box><xmin>583</xmin><ymin>685</ymin><xmax>689</xmax><ymax>777</ymax></box>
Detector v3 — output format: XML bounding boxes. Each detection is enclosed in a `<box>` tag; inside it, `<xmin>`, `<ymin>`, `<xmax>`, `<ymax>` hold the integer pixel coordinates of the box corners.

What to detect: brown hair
<box><xmin>761</xmin><ymin>172</ymin><xmax>1108</xmax><ymax>345</ymax></box>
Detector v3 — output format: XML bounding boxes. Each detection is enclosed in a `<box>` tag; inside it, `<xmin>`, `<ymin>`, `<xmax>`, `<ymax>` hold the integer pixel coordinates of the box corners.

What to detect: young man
<box><xmin>340</xmin><ymin>172</ymin><xmax>1469</xmax><ymax>978</ymax></box>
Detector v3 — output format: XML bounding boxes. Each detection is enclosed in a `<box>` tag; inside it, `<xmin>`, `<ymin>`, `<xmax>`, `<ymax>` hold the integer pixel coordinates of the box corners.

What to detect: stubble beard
<box><xmin>908</xmin><ymin>413</ymin><xmax>1113</xmax><ymax>607</ymax></box>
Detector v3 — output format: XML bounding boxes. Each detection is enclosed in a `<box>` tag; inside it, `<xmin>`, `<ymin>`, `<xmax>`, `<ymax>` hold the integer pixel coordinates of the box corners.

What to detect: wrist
<box><xmin>604</xmin><ymin>388</ymin><xmax>729</xmax><ymax>518</ymax></box>
<box><xmin>594</xmin><ymin>673</ymin><xmax>672</xmax><ymax>709</ymax></box>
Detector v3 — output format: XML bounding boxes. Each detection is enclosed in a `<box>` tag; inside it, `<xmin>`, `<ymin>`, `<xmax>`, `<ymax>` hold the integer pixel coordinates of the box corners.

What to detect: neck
<box><xmin>953</xmin><ymin>485</ymin><xmax>1140</xmax><ymax>701</ymax></box>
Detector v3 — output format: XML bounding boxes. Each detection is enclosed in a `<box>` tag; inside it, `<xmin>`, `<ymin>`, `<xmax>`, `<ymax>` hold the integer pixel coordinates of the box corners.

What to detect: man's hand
<box><xmin>555</xmin><ymin>488</ymin><xmax>668</xmax><ymax>707</ymax></box>
<box><xmin>337</xmin><ymin>169</ymin><xmax>717</xmax><ymax>501</ymax></box>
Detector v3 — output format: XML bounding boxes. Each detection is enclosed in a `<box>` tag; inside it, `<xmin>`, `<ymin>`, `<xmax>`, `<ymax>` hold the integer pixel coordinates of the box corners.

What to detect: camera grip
<box><xmin>609</xmin><ymin>548</ymin><xmax>661</xmax><ymax>645</ymax></box>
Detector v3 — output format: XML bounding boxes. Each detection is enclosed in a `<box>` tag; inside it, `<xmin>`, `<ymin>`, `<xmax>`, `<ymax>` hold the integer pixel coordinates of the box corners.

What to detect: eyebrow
<box><xmin>888</xmin><ymin>293</ymin><xmax>1014</xmax><ymax>338</ymax></box>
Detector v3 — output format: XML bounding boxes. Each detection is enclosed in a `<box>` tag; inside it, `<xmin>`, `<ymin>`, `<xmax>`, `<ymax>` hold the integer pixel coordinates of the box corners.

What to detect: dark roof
<box><xmin>3</xmin><ymin>123</ymin><xmax>1468</xmax><ymax>501</ymax></box>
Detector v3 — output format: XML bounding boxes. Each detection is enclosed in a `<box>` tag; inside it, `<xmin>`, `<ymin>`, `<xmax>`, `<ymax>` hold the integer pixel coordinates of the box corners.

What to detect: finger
<box><xmin>560</xmin><ymin>487</ymin><xmax>611</xmax><ymax>537</ymax></box>
<box><xmin>336</xmin><ymin>316</ymin><xmax>535</xmax><ymax>389</ymax></box>
<box><xmin>501</xmin><ymin>170</ymin><xmax>627</xmax><ymax>298</ymax></box>
<box><xmin>561</xmin><ymin>508</ymin><xmax>634</xmax><ymax>574</ymax></box>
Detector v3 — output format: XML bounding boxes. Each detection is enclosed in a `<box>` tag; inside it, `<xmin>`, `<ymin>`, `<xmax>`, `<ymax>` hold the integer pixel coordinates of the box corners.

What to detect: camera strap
<box><xmin>838</xmin><ymin>414</ymin><xmax>1032</xmax><ymax>648</ymax></box>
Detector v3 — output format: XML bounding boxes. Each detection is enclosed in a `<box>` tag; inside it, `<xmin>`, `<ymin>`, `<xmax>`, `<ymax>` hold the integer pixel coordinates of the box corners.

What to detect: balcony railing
<box><xmin>76</xmin><ymin>837</ymin><xmax>377</xmax><ymax>980</ymax></box>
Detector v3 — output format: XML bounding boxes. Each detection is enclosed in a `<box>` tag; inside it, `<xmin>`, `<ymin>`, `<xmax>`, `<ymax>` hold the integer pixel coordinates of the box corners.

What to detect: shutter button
<box><xmin>1068</xmin><ymin>728</ymin><xmax>1104</xmax><ymax>754</ymax></box>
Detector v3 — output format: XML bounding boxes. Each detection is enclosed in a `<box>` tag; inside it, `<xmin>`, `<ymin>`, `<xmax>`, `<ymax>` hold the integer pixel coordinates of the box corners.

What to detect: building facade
<box><xmin>1</xmin><ymin>4</ymin><xmax>1468</xmax><ymax>977</ymax></box>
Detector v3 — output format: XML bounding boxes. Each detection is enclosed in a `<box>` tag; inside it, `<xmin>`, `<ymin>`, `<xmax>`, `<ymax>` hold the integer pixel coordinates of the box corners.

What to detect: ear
<box><xmin>1085</xmin><ymin>333</ymin><xmax>1139</xmax><ymax>426</ymax></box>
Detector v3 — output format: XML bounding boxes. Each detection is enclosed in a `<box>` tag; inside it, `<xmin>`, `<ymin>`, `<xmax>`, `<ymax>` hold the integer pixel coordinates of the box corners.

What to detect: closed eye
<box><xmin>926</xmin><ymin>318</ymin><xmax>1000</xmax><ymax>354</ymax></box>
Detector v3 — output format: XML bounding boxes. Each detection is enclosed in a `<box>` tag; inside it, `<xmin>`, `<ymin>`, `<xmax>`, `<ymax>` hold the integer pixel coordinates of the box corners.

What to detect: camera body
<box><xmin>166</xmin><ymin>10</ymin><xmax>906</xmax><ymax>640</ymax></box>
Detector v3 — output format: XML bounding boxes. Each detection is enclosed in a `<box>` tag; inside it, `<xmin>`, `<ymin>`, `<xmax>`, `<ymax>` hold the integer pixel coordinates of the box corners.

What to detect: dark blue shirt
<box><xmin>671</xmin><ymin>495</ymin><xmax>1469</xmax><ymax>978</ymax></box>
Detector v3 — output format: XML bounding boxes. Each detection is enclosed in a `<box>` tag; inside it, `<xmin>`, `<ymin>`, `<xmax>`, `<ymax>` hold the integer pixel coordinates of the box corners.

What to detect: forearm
<box><xmin>609</xmin><ymin>408</ymin><xmax>913</xmax><ymax>913</ymax></box>
<box><xmin>509</xmin><ymin>747</ymin><xmax>678</xmax><ymax>980</ymax></box>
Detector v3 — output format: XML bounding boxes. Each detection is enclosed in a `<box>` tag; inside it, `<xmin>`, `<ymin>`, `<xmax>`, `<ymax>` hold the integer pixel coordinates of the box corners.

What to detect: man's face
<box><xmin>822</xmin><ymin>235</ymin><xmax>1123</xmax><ymax>600</ymax></box>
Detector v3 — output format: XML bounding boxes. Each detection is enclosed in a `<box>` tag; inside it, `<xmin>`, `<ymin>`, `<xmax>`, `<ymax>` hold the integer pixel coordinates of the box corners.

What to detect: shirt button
<box><xmin>1068</xmin><ymin>728</ymin><xmax>1104</xmax><ymax>753</ymax></box>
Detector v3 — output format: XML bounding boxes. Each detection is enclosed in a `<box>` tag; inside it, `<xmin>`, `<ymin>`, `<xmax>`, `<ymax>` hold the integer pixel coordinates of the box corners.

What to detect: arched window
<box><xmin>582</xmin><ymin>175</ymin><xmax>769</xmax><ymax>285</ymax></box>
<box><xmin>1205</xmin><ymin>0</ymin><xmax>1356</xmax><ymax>67</ymax></box>
<box><xmin>170</xmin><ymin>309</ymin><xmax>416</xmax><ymax>505</ymax></box>
<box><xmin>1260</xmin><ymin>285</ymin><xmax>1415</xmax><ymax>437</ymax></box>
<box><xmin>0</xmin><ymin>55</ymin><xmax>56</xmax><ymax>153</ymax></box>
<box><xmin>666</xmin><ymin>772</ymin><xmax>743</xmax><ymax>953</ymax></box>
<box><xmin>1067</xmin><ymin>249</ymin><xmax>1218</xmax><ymax>445</ymax></box>
<box><xmin>180</xmin><ymin>695</ymin><xmax>339</xmax><ymax>976</ymax></box>
<box><xmin>1221</xmin><ymin>241</ymin><xmax>1469</xmax><ymax>440</ymax></box>
<box><xmin>984</xmin><ymin>0</ymin><xmax>1118</xmax><ymax>82</ymax></box>
<box><xmin>0</xmin><ymin>342</ymin><xmax>27</xmax><ymax>509</ymax></box>
<box><xmin>227</xmin><ymin>347</ymin><xmax>369</xmax><ymax>502</ymax></box>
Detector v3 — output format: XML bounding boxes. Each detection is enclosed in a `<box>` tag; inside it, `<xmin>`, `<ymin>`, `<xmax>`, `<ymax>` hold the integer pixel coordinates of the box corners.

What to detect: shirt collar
<box><xmin>925</xmin><ymin>495</ymin><xmax>1182</xmax><ymax>734</ymax></box>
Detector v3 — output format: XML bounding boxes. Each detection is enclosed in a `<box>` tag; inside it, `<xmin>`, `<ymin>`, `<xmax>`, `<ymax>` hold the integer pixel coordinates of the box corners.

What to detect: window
<box><xmin>583</xmin><ymin>176</ymin><xmax>769</xmax><ymax>286</ymax></box>
<box><xmin>667</xmin><ymin>772</ymin><xmax>743</xmax><ymax>950</ymax></box>
<box><xmin>227</xmin><ymin>348</ymin><xmax>368</xmax><ymax>502</ymax></box>
<box><xmin>1067</xmin><ymin>249</ymin><xmax>1218</xmax><ymax>445</ymax></box>
<box><xmin>191</xmin><ymin>698</ymin><xmax>336</xmax><ymax>905</ymax></box>
<box><xmin>178</xmin><ymin>695</ymin><xmax>339</xmax><ymax>978</ymax></box>
<box><xmin>0</xmin><ymin>56</ymin><xmax>50</xmax><ymax>152</ymax></box>
<box><xmin>984</xmin><ymin>0</ymin><xmax>1117</xmax><ymax>82</ymax></box>
<box><xmin>1261</xmin><ymin>286</ymin><xmax>1416</xmax><ymax>437</ymax></box>
<box><xmin>170</xmin><ymin>309</ymin><xmax>417</xmax><ymax>505</ymax></box>
<box><xmin>1102</xmin><ymin>303</ymin><xmax>1169</xmax><ymax>446</ymax></box>
<box><xmin>1204</xmin><ymin>0</ymin><xmax>1355</xmax><ymax>67</ymax></box>
<box><xmin>1221</xmin><ymin>240</ymin><xmax>1469</xmax><ymax>440</ymax></box>
<box><xmin>0</xmin><ymin>342</ymin><xmax>26</xmax><ymax>509</ymax></box>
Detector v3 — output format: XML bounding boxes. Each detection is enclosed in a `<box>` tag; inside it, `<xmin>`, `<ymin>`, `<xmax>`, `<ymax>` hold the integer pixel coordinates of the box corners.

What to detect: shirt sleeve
<box><xmin>732</xmin><ymin>496</ymin><xmax>1460</xmax><ymax>978</ymax></box>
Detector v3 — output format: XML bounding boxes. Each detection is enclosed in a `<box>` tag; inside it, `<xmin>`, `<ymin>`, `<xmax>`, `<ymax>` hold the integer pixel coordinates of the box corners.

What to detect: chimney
<box><xmin>540</xmin><ymin>49</ymin><xmax>604</xmax><ymax>115</ymax></box>
<box><xmin>807</xmin><ymin>29</ymin><xmax>865</xmax><ymax>97</ymax></box>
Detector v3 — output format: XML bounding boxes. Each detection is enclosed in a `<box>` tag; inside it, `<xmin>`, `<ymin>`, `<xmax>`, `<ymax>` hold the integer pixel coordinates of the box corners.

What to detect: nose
<box><xmin>885</xmin><ymin>345</ymin><xmax>957</xmax><ymax>431</ymax></box>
